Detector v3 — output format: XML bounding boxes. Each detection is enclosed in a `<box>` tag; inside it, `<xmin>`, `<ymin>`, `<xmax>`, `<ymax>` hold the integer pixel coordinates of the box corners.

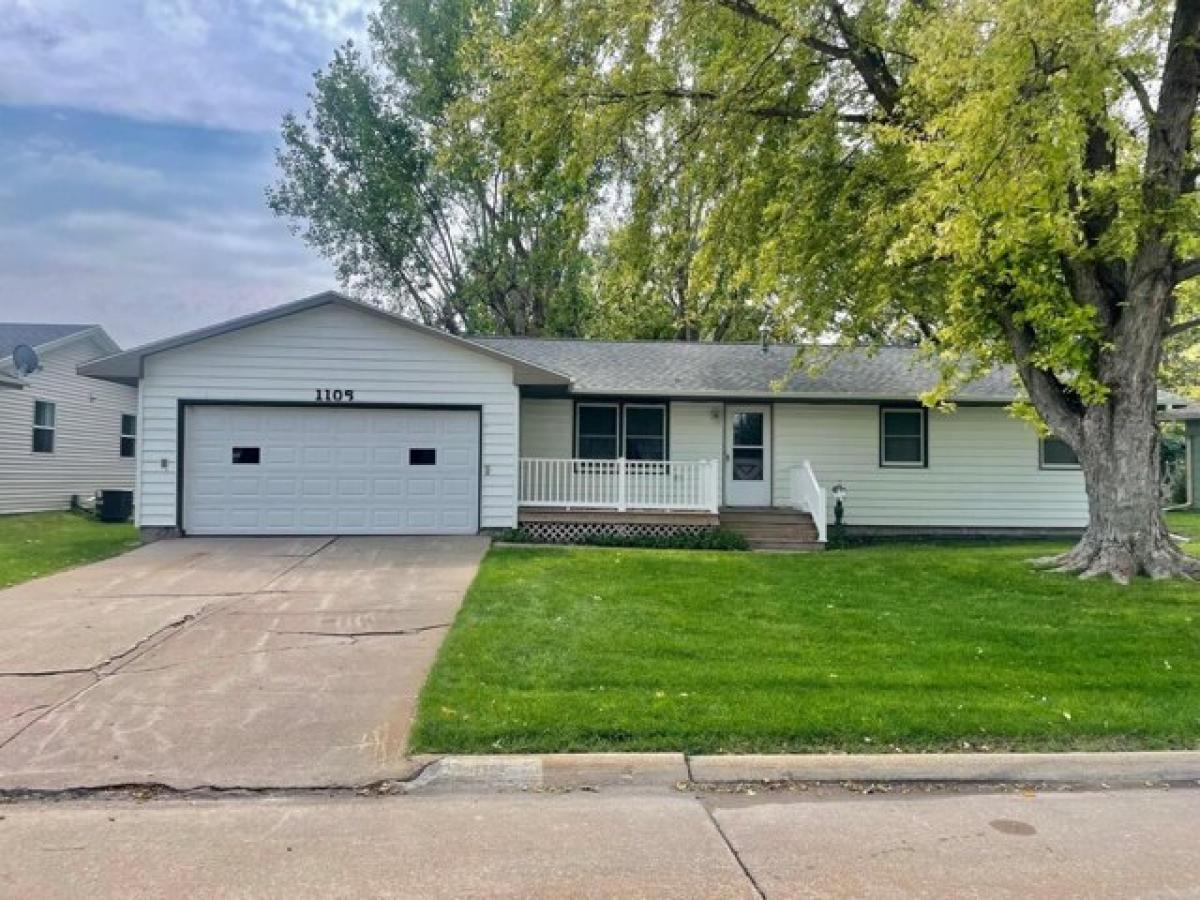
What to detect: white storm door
<box><xmin>724</xmin><ymin>405</ymin><xmax>772</xmax><ymax>507</ymax></box>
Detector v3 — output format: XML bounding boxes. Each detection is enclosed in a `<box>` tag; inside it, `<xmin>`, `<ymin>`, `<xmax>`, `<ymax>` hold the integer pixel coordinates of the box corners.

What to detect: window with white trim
<box><xmin>576</xmin><ymin>403</ymin><xmax>619</xmax><ymax>459</ymax></box>
<box><xmin>623</xmin><ymin>404</ymin><xmax>666</xmax><ymax>461</ymax></box>
<box><xmin>32</xmin><ymin>401</ymin><xmax>55</xmax><ymax>454</ymax></box>
<box><xmin>120</xmin><ymin>414</ymin><xmax>136</xmax><ymax>458</ymax></box>
<box><xmin>1040</xmin><ymin>436</ymin><xmax>1080</xmax><ymax>469</ymax></box>
<box><xmin>880</xmin><ymin>407</ymin><xmax>926</xmax><ymax>467</ymax></box>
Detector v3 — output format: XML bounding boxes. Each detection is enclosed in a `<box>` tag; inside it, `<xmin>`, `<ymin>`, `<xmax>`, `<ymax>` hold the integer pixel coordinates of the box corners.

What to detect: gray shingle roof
<box><xmin>0</xmin><ymin>323</ymin><xmax>96</xmax><ymax>360</ymax></box>
<box><xmin>469</xmin><ymin>338</ymin><xmax>1019</xmax><ymax>401</ymax></box>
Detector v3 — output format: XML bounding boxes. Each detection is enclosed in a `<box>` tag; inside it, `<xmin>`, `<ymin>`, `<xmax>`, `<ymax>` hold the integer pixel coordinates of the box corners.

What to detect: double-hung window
<box><xmin>623</xmin><ymin>404</ymin><xmax>666</xmax><ymax>461</ymax></box>
<box><xmin>32</xmin><ymin>401</ymin><xmax>55</xmax><ymax>454</ymax></box>
<box><xmin>120</xmin><ymin>414</ymin><xmax>137</xmax><ymax>458</ymax></box>
<box><xmin>576</xmin><ymin>403</ymin><xmax>619</xmax><ymax>460</ymax></box>
<box><xmin>1039</xmin><ymin>436</ymin><xmax>1079</xmax><ymax>469</ymax></box>
<box><xmin>879</xmin><ymin>406</ymin><xmax>926</xmax><ymax>467</ymax></box>
<box><xmin>575</xmin><ymin>402</ymin><xmax>668</xmax><ymax>462</ymax></box>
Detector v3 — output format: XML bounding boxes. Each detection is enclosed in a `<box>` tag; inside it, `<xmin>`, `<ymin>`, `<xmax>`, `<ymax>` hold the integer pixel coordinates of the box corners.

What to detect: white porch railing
<box><xmin>519</xmin><ymin>458</ymin><xmax>720</xmax><ymax>513</ymax></box>
<box><xmin>789</xmin><ymin>461</ymin><xmax>828</xmax><ymax>543</ymax></box>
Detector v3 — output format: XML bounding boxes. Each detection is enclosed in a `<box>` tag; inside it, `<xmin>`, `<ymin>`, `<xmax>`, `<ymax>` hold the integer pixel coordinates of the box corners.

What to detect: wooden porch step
<box><xmin>751</xmin><ymin>541</ymin><xmax>826</xmax><ymax>552</ymax></box>
<box><xmin>719</xmin><ymin>508</ymin><xmax>825</xmax><ymax>552</ymax></box>
<box><xmin>719</xmin><ymin>507</ymin><xmax>808</xmax><ymax>518</ymax></box>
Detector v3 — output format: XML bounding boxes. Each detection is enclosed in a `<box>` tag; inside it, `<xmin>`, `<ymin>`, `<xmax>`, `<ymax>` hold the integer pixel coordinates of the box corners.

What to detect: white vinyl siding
<box><xmin>137</xmin><ymin>303</ymin><xmax>520</xmax><ymax>530</ymax></box>
<box><xmin>773</xmin><ymin>404</ymin><xmax>1087</xmax><ymax>528</ymax></box>
<box><xmin>519</xmin><ymin>399</ymin><xmax>572</xmax><ymax>458</ymax></box>
<box><xmin>669</xmin><ymin>402</ymin><xmax>723</xmax><ymax>462</ymax></box>
<box><xmin>0</xmin><ymin>336</ymin><xmax>137</xmax><ymax>514</ymax></box>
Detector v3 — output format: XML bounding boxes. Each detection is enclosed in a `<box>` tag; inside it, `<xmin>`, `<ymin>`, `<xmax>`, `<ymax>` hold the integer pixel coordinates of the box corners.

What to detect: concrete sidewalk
<box><xmin>2</xmin><ymin>786</ymin><xmax>1198</xmax><ymax>898</ymax></box>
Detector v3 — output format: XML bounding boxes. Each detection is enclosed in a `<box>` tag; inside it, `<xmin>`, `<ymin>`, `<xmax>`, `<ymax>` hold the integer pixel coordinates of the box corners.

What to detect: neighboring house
<box><xmin>0</xmin><ymin>324</ymin><xmax>138</xmax><ymax>515</ymax></box>
<box><xmin>79</xmin><ymin>291</ymin><xmax>1125</xmax><ymax>547</ymax></box>
<box><xmin>1163</xmin><ymin>404</ymin><xmax>1200</xmax><ymax>509</ymax></box>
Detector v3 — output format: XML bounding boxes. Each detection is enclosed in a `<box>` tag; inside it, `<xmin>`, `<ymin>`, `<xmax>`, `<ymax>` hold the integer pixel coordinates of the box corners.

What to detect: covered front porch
<box><xmin>516</xmin><ymin>456</ymin><xmax>827</xmax><ymax>548</ymax></box>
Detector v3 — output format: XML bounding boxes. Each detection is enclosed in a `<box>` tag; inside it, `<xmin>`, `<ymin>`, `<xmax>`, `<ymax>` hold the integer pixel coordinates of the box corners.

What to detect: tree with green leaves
<box><xmin>477</xmin><ymin>0</ymin><xmax>1200</xmax><ymax>581</ymax></box>
<box><xmin>268</xmin><ymin>0</ymin><xmax>593</xmax><ymax>335</ymax></box>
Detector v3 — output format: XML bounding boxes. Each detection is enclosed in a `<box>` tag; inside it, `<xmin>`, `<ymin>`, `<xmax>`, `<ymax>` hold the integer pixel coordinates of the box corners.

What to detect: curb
<box><xmin>402</xmin><ymin>751</ymin><xmax>1200</xmax><ymax>793</ymax></box>
<box><xmin>401</xmin><ymin>753</ymin><xmax>688</xmax><ymax>793</ymax></box>
<box><xmin>688</xmin><ymin>751</ymin><xmax>1200</xmax><ymax>785</ymax></box>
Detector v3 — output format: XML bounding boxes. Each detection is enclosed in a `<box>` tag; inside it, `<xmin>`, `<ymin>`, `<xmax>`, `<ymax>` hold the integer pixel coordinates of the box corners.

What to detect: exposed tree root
<box><xmin>1029</xmin><ymin>528</ymin><xmax>1199</xmax><ymax>584</ymax></box>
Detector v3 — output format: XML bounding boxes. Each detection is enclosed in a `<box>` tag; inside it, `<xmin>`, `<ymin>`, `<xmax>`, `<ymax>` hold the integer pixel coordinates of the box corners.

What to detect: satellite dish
<box><xmin>12</xmin><ymin>344</ymin><xmax>40</xmax><ymax>377</ymax></box>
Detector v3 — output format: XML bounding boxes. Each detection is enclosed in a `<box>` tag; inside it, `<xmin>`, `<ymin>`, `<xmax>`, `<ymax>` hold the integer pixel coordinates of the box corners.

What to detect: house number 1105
<box><xmin>315</xmin><ymin>388</ymin><xmax>355</xmax><ymax>402</ymax></box>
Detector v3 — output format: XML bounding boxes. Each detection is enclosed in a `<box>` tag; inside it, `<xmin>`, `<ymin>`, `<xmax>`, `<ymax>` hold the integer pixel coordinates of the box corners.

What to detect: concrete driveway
<box><xmin>0</xmin><ymin>535</ymin><xmax>488</xmax><ymax>790</ymax></box>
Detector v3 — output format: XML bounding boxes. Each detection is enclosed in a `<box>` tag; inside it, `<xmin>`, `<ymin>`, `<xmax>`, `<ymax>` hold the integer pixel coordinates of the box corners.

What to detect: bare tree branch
<box><xmin>997</xmin><ymin>309</ymin><xmax>1084</xmax><ymax>443</ymax></box>
<box><xmin>1165</xmin><ymin>315</ymin><xmax>1200</xmax><ymax>337</ymax></box>
<box><xmin>1121</xmin><ymin>67</ymin><xmax>1156</xmax><ymax>123</ymax></box>
<box><xmin>577</xmin><ymin>87</ymin><xmax>870</xmax><ymax>122</ymax></box>
<box><xmin>1174</xmin><ymin>257</ymin><xmax>1200</xmax><ymax>284</ymax></box>
<box><xmin>712</xmin><ymin>0</ymin><xmax>853</xmax><ymax>59</ymax></box>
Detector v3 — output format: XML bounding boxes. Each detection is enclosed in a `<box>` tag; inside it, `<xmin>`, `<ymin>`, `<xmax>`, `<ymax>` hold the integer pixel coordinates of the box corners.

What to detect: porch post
<box><xmin>618</xmin><ymin>457</ymin><xmax>627</xmax><ymax>512</ymax></box>
<box><xmin>709</xmin><ymin>459</ymin><xmax>720</xmax><ymax>513</ymax></box>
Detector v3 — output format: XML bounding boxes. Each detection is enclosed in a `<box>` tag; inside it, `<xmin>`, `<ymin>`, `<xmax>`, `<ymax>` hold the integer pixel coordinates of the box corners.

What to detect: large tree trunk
<box><xmin>1031</xmin><ymin>316</ymin><xmax>1199</xmax><ymax>583</ymax></box>
<box><xmin>1036</xmin><ymin>409</ymin><xmax>1197</xmax><ymax>584</ymax></box>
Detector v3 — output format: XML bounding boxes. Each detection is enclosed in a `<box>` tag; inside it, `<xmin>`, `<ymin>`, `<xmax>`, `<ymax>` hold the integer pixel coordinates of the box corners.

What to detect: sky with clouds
<box><xmin>0</xmin><ymin>0</ymin><xmax>370</xmax><ymax>346</ymax></box>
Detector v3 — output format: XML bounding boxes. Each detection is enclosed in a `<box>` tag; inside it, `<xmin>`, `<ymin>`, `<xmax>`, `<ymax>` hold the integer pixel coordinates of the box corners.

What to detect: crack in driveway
<box><xmin>267</xmin><ymin>624</ymin><xmax>452</xmax><ymax>640</ymax></box>
<box><xmin>0</xmin><ymin>537</ymin><xmax>340</xmax><ymax>754</ymax></box>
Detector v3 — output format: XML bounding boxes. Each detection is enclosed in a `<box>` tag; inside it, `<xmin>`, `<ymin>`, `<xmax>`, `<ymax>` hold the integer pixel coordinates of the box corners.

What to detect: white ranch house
<box><xmin>80</xmin><ymin>292</ymin><xmax>1097</xmax><ymax>548</ymax></box>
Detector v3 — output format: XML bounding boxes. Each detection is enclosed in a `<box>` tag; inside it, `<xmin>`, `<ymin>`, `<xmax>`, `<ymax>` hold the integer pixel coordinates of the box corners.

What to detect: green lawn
<box><xmin>0</xmin><ymin>511</ymin><xmax>140</xmax><ymax>589</ymax></box>
<box><xmin>412</xmin><ymin>512</ymin><xmax>1200</xmax><ymax>755</ymax></box>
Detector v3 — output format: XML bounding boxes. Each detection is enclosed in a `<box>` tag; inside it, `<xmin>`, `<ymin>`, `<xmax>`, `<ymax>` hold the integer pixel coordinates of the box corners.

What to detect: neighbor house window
<box><xmin>1040</xmin><ymin>436</ymin><xmax>1080</xmax><ymax>469</ymax></box>
<box><xmin>576</xmin><ymin>403</ymin><xmax>619</xmax><ymax>459</ymax></box>
<box><xmin>120</xmin><ymin>414</ymin><xmax>136</xmax><ymax>458</ymax></box>
<box><xmin>879</xmin><ymin>407</ymin><xmax>926</xmax><ymax>467</ymax></box>
<box><xmin>32</xmin><ymin>401</ymin><xmax>55</xmax><ymax>453</ymax></box>
<box><xmin>623</xmin><ymin>404</ymin><xmax>666</xmax><ymax>461</ymax></box>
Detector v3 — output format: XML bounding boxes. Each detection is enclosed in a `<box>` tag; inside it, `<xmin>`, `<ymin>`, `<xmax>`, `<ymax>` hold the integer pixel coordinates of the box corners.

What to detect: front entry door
<box><xmin>724</xmin><ymin>405</ymin><xmax>772</xmax><ymax>507</ymax></box>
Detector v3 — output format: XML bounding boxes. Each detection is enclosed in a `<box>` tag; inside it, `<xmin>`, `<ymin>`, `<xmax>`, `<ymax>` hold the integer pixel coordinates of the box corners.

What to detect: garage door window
<box><xmin>409</xmin><ymin>448</ymin><xmax>436</xmax><ymax>465</ymax></box>
<box><xmin>232</xmin><ymin>447</ymin><xmax>261</xmax><ymax>464</ymax></box>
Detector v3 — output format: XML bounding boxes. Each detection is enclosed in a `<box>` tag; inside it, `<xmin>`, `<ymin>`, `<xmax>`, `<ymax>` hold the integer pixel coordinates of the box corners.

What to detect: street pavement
<box><xmin>1</xmin><ymin>786</ymin><xmax>1197</xmax><ymax>898</ymax></box>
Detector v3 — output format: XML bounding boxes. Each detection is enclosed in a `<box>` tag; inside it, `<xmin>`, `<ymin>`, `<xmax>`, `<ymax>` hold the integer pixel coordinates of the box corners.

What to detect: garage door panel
<box><xmin>302</xmin><ymin>447</ymin><xmax>334</xmax><ymax>466</ymax></box>
<box><xmin>184</xmin><ymin>406</ymin><xmax>480</xmax><ymax>535</ymax></box>
<box><xmin>442</xmin><ymin>478</ymin><xmax>470</xmax><ymax>498</ymax></box>
<box><xmin>265</xmin><ymin>478</ymin><xmax>296</xmax><ymax>496</ymax></box>
<box><xmin>338</xmin><ymin>478</ymin><xmax>368</xmax><ymax>496</ymax></box>
<box><xmin>267</xmin><ymin>447</ymin><xmax>297</xmax><ymax>465</ymax></box>
<box><xmin>339</xmin><ymin>447</ymin><xmax>368</xmax><ymax>465</ymax></box>
<box><xmin>407</xmin><ymin>478</ymin><xmax>436</xmax><ymax>497</ymax></box>
<box><xmin>265</xmin><ymin>510</ymin><xmax>297</xmax><ymax>528</ymax></box>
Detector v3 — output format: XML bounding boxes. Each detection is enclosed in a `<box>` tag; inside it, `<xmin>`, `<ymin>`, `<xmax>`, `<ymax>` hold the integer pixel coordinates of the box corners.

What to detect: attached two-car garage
<box><xmin>78</xmin><ymin>292</ymin><xmax>570</xmax><ymax>538</ymax></box>
<box><xmin>182</xmin><ymin>405</ymin><xmax>481</xmax><ymax>535</ymax></box>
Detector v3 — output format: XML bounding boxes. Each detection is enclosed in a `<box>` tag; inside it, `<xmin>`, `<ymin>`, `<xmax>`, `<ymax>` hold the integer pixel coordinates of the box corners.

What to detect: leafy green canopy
<box><xmin>268</xmin><ymin>0</ymin><xmax>595</xmax><ymax>334</ymax></box>
<box><xmin>475</xmin><ymin>0</ymin><xmax>1200</xmax><ymax>394</ymax></box>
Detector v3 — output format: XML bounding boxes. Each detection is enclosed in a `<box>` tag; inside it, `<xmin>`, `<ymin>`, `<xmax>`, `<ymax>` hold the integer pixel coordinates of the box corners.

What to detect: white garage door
<box><xmin>183</xmin><ymin>405</ymin><xmax>480</xmax><ymax>535</ymax></box>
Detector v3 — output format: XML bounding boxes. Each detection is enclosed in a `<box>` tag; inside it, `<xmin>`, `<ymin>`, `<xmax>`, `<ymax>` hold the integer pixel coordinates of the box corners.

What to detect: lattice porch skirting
<box><xmin>516</xmin><ymin>508</ymin><xmax>719</xmax><ymax>544</ymax></box>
